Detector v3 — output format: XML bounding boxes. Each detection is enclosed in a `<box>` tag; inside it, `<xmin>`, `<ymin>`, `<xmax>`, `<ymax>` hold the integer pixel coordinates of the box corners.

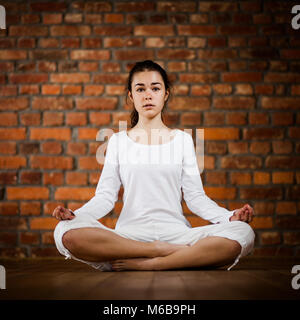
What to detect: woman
<box><xmin>53</xmin><ymin>60</ymin><xmax>255</xmax><ymax>272</ymax></box>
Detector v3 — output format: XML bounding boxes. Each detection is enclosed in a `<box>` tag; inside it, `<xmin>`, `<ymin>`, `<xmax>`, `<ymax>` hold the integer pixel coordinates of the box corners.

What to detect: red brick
<box><xmin>78</xmin><ymin>128</ymin><xmax>99</xmax><ymax>140</ymax></box>
<box><xmin>272</xmin><ymin>112</ymin><xmax>294</xmax><ymax>126</ymax></box>
<box><xmin>0</xmin><ymin>128</ymin><xmax>26</xmax><ymax>140</ymax></box>
<box><xmin>20</xmin><ymin>171</ymin><xmax>42</xmax><ymax>184</ymax></box>
<box><xmin>243</xmin><ymin>128</ymin><xmax>284</xmax><ymax>140</ymax></box>
<box><xmin>198</xmin><ymin>49</ymin><xmax>238</xmax><ymax>59</ymax></box>
<box><xmin>32</xmin><ymin>97</ymin><xmax>73</xmax><ymax>110</ymax></box>
<box><xmin>89</xmin><ymin>112</ymin><xmax>111</xmax><ymax>126</ymax></box>
<box><xmin>43</xmin><ymin>172</ymin><xmax>64</xmax><ymax>186</ymax></box>
<box><xmin>50</xmin><ymin>25</ymin><xmax>90</xmax><ymax>36</ymax></box>
<box><xmin>221</xmin><ymin>156</ymin><xmax>262</xmax><ymax>169</ymax></box>
<box><xmin>272</xmin><ymin>140</ymin><xmax>292</xmax><ymax>154</ymax></box>
<box><xmin>70</xmin><ymin>49</ymin><xmax>110</xmax><ymax>60</ymax></box>
<box><xmin>230</xmin><ymin>172</ymin><xmax>251</xmax><ymax>185</ymax></box>
<box><xmin>134</xmin><ymin>25</ymin><xmax>174</xmax><ymax>36</ymax></box>
<box><xmin>31</xmin><ymin>156</ymin><xmax>73</xmax><ymax>170</ymax></box>
<box><xmin>265</xmin><ymin>72</ymin><xmax>300</xmax><ymax>82</ymax></box>
<box><xmin>84</xmin><ymin>85</ymin><xmax>104</xmax><ymax>96</ymax></box>
<box><xmin>169</xmin><ymin>97</ymin><xmax>210</xmax><ymax>110</ymax></box>
<box><xmin>66</xmin><ymin>113</ymin><xmax>87</xmax><ymax>126</ymax></box>
<box><xmin>41</xmin><ymin>84</ymin><xmax>60</xmax><ymax>95</ymax></box>
<box><xmin>76</xmin><ymin>97</ymin><xmax>117</xmax><ymax>110</ymax></box>
<box><xmin>181</xmin><ymin>113</ymin><xmax>202</xmax><ymax>126</ymax></box>
<box><xmin>0</xmin><ymin>202</ymin><xmax>18</xmax><ymax>215</ymax></box>
<box><xmin>214</xmin><ymin>97</ymin><xmax>255</xmax><ymax>109</ymax></box>
<box><xmin>204</xmin><ymin>112</ymin><xmax>225</xmax><ymax>126</ymax></box>
<box><xmin>93</xmin><ymin>73</ymin><xmax>128</xmax><ymax>84</ymax></box>
<box><xmin>41</xmin><ymin>141</ymin><xmax>62</xmax><ymax>155</ymax></box>
<box><xmin>115</xmin><ymin>49</ymin><xmax>154</xmax><ymax>61</ymax></box>
<box><xmin>30</xmin><ymin>217</ymin><xmax>58</xmax><ymax>230</ymax></box>
<box><xmin>50</xmin><ymin>73</ymin><xmax>89</xmax><ymax>83</ymax></box>
<box><xmin>266</xmin><ymin>156</ymin><xmax>300</xmax><ymax>169</ymax></box>
<box><xmin>20</xmin><ymin>113</ymin><xmax>41</xmax><ymax>126</ymax></box>
<box><xmin>0</xmin><ymin>113</ymin><xmax>17</xmax><ymax>126</ymax></box>
<box><xmin>115</xmin><ymin>2</ymin><xmax>154</xmax><ymax>12</ymax></box>
<box><xmin>43</xmin><ymin>13</ymin><xmax>62</xmax><ymax>24</ymax></box>
<box><xmin>0</xmin><ymin>217</ymin><xmax>27</xmax><ymax>230</ymax></box>
<box><xmin>79</xmin><ymin>157</ymin><xmax>102</xmax><ymax>170</ymax></box>
<box><xmin>94</xmin><ymin>26</ymin><xmax>132</xmax><ymax>36</ymax></box>
<box><xmin>205</xmin><ymin>141</ymin><xmax>226</xmax><ymax>154</ymax></box>
<box><xmin>223</xmin><ymin>72</ymin><xmax>262</xmax><ymax>82</ymax></box>
<box><xmin>66</xmin><ymin>172</ymin><xmax>87</xmax><ymax>186</ymax></box>
<box><xmin>7</xmin><ymin>187</ymin><xmax>49</xmax><ymax>200</ymax></box>
<box><xmin>276</xmin><ymin>202</ymin><xmax>297</xmax><ymax>215</ymax></box>
<box><xmin>260</xmin><ymin>232</ymin><xmax>281</xmax><ymax>245</ymax></box>
<box><xmin>205</xmin><ymin>172</ymin><xmax>227</xmax><ymax>185</ymax></box>
<box><xmin>178</xmin><ymin>25</ymin><xmax>216</xmax><ymax>35</ymax></box>
<box><xmin>205</xmin><ymin>128</ymin><xmax>239</xmax><ymax>140</ymax></box>
<box><xmin>20</xmin><ymin>202</ymin><xmax>41</xmax><ymax>216</ymax></box>
<box><xmin>30</xmin><ymin>50</ymin><xmax>68</xmax><ymax>60</ymax></box>
<box><xmin>205</xmin><ymin>187</ymin><xmax>236</xmax><ymax>200</ymax></box>
<box><xmin>157</xmin><ymin>48</ymin><xmax>195</xmax><ymax>60</ymax></box>
<box><xmin>30</xmin><ymin>128</ymin><xmax>71</xmax><ymax>141</ymax></box>
<box><xmin>228</xmin><ymin>141</ymin><xmax>248</xmax><ymax>154</ymax></box>
<box><xmin>9</xmin><ymin>26</ymin><xmax>47</xmax><ymax>37</ymax></box>
<box><xmin>0</xmin><ymin>97</ymin><xmax>29</xmax><ymax>111</ymax></box>
<box><xmin>0</xmin><ymin>142</ymin><xmax>16</xmax><ymax>154</ymax></box>
<box><xmin>72</xmin><ymin>1</ymin><xmax>112</xmax><ymax>12</ymax></box>
<box><xmin>63</xmin><ymin>85</ymin><xmax>82</xmax><ymax>95</ymax></box>
<box><xmin>253</xmin><ymin>172</ymin><xmax>270</xmax><ymax>184</ymax></box>
<box><xmin>0</xmin><ymin>232</ymin><xmax>17</xmax><ymax>245</ymax></box>
<box><xmin>283</xmin><ymin>232</ymin><xmax>300</xmax><ymax>245</ymax></box>
<box><xmin>55</xmin><ymin>187</ymin><xmax>94</xmax><ymax>200</ymax></box>
<box><xmin>240</xmin><ymin>187</ymin><xmax>282</xmax><ymax>200</ymax></box>
<box><xmin>249</xmin><ymin>112</ymin><xmax>269</xmax><ymax>125</ymax></box>
<box><xmin>20</xmin><ymin>232</ymin><xmax>40</xmax><ymax>245</ymax></box>
<box><xmin>0</xmin><ymin>156</ymin><xmax>26</xmax><ymax>169</ymax></box>
<box><xmin>250</xmin><ymin>217</ymin><xmax>273</xmax><ymax>229</ymax></box>
<box><xmin>199</xmin><ymin>2</ymin><xmax>238</xmax><ymax>12</ymax></box>
<box><xmin>272</xmin><ymin>172</ymin><xmax>294</xmax><ymax>184</ymax></box>
<box><xmin>262</xmin><ymin>97</ymin><xmax>300</xmax><ymax>109</ymax></box>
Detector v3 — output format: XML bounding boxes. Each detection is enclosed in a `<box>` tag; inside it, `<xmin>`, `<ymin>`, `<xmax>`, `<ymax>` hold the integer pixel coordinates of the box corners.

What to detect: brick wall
<box><xmin>0</xmin><ymin>0</ymin><xmax>299</xmax><ymax>258</ymax></box>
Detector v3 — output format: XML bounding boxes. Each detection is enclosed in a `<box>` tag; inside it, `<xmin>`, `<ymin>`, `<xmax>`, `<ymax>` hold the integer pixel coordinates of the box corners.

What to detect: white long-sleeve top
<box><xmin>73</xmin><ymin>129</ymin><xmax>235</xmax><ymax>228</ymax></box>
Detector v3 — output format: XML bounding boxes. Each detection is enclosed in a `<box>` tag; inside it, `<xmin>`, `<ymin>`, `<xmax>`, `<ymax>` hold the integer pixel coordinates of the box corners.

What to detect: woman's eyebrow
<box><xmin>135</xmin><ymin>82</ymin><xmax>162</xmax><ymax>86</ymax></box>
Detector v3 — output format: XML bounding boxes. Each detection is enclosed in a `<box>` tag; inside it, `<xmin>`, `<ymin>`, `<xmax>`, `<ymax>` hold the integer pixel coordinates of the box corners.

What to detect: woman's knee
<box><xmin>62</xmin><ymin>229</ymin><xmax>80</xmax><ymax>252</ymax></box>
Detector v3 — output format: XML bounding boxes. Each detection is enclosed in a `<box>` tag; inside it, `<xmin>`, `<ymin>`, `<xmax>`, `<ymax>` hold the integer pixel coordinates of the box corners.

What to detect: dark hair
<box><xmin>125</xmin><ymin>60</ymin><xmax>172</xmax><ymax>128</ymax></box>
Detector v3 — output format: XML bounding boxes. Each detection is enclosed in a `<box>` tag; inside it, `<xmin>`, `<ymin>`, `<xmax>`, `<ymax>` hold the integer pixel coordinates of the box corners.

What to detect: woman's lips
<box><xmin>143</xmin><ymin>104</ymin><xmax>154</xmax><ymax>108</ymax></box>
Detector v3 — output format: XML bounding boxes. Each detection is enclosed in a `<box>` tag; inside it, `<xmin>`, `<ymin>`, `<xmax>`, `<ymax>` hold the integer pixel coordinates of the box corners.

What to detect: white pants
<box><xmin>54</xmin><ymin>215</ymin><xmax>255</xmax><ymax>271</ymax></box>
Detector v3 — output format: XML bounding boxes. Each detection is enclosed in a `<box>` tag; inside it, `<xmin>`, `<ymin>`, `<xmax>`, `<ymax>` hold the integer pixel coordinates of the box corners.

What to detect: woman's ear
<box><xmin>128</xmin><ymin>91</ymin><xmax>134</xmax><ymax>103</ymax></box>
<box><xmin>164</xmin><ymin>89</ymin><xmax>170</xmax><ymax>102</ymax></box>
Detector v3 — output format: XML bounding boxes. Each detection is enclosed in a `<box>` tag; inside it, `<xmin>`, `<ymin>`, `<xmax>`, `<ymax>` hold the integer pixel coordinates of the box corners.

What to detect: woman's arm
<box><xmin>72</xmin><ymin>133</ymin><xmax>122</xmax><ymax>220</ymax></box>
<box><xmin>181</xmin><ymin>132</ymin><xmax>234</xmax><ymax>224</ymax></box>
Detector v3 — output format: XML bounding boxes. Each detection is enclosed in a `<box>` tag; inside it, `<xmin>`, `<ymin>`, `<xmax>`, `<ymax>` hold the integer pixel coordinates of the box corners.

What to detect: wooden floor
<box><xmin>0</xmin><ymin>257</ymin><xmax>300</xmax><ymax>300</ymax></box>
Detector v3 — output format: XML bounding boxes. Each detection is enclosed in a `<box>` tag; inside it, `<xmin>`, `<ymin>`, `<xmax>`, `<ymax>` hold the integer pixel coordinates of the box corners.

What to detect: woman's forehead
<box><xmin>132</xmin><ymin>70</ymin><xmax>163</xmax><ymax>85</ymax></box>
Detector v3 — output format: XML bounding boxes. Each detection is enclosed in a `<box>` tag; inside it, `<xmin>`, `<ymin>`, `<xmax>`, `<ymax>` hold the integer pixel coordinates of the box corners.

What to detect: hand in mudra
<box><xmin>230</xmin><ymin>203</ymin><xmax>254</xmax><ymax>223</ymax></box>
<box><xmin>52</xmin><ymin>206</ymin><xmax>75</xmax><ymax>221</ymax></box>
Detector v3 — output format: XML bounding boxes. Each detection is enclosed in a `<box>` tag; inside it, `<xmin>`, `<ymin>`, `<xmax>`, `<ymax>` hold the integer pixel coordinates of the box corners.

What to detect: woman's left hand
<box><xmin>229</xmin><ymin>203</ymin><xmax>254</xmax><ymax>223</ymax></box>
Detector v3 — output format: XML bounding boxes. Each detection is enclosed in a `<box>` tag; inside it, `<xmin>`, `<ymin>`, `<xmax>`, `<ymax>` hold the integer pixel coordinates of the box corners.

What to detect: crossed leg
<box><xmin>110</xmin><ymin>236</ymin><xmax>241</xmax><ymax>271</ymax></box>
<box><xmin>61</xmin><ymin>227</ymin><xmax>189</xmax><ymax>262</ymax></box>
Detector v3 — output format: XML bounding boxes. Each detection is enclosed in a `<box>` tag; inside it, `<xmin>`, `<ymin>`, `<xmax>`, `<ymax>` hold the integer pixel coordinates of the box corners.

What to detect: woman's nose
<box><xmin>145</xmin><ymin>88</ymin><xmax>152</xmax><ymax>98</ymax></box>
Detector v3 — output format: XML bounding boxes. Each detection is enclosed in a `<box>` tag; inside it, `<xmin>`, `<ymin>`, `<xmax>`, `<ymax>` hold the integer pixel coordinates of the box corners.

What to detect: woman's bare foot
<box><xmin>110</xmin><ymin>257</ymin><xmax>158</xmax><ymax>271</ymax></box>
<box><xmin>152</xmin><ymin>240</ymin><xmax>189</xmax><ymax>257</ymax></box>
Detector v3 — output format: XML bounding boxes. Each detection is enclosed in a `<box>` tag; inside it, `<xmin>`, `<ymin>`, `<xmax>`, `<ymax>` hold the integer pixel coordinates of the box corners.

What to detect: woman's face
<box><xmin>128</xmin><ymin>70</ymin><xmax>169</xmax><ymax>120</ymax></box>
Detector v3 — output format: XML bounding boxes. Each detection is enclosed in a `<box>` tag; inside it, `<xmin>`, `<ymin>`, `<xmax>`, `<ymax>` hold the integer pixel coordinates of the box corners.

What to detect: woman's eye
<box><xmin>153</xmin><ymin>87</ymin><xmax>160</xmax><ymax>91</ymax></box>
<box><xmin>137</xmin><ymin>88</ymin><xmax>144</xmax><ymax>92</ymax></box>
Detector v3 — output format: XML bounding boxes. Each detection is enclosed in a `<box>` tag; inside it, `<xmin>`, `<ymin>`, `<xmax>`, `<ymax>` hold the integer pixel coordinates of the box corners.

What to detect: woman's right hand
<box><xmin>52</xmin><ymin>206</ymin><xmax>75</xmax><ymax>221</ymax></box>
